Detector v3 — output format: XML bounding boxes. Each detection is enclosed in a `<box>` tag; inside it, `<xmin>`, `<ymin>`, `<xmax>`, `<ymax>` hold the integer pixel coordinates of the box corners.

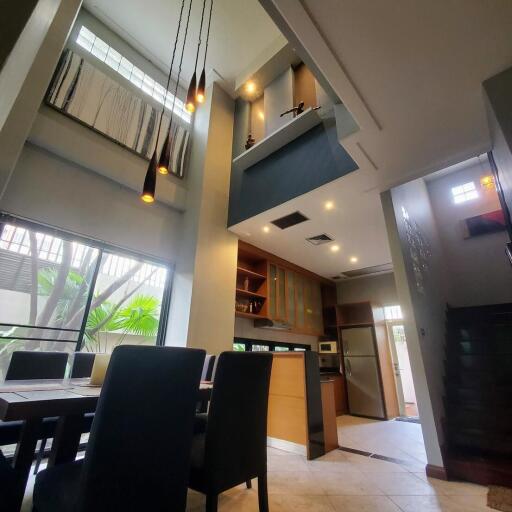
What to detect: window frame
<box><xmin>233</xmin><ymin>337</ymin><xmax>311</xmax><ymax>352</ymax></box>
<box><xmin>0</xmin><ymin>213</ymin><xmax>174</xmax><ymax>350</ymax></box>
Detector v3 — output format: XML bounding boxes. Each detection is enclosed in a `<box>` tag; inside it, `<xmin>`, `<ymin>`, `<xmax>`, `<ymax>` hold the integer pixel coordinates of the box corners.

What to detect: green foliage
<box><xmin>84</xmin><ymin>294</ymin><xmax>160</xmax><ymax>352</ymax></box>
<box><xmin>37</xmin><ymin>268</ymin><xmax>87</xmax><ymax>321</ymax></box>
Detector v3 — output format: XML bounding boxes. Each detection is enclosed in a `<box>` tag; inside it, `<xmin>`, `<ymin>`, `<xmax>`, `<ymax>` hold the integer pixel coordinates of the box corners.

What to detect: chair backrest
<box><xmin>201</xmin><ymin>354</ymin><xmax>216</xmax><ymax>381</ymax></box>
<box><xmin>76</xmin><ymin>345</ymin><xmax>205</xmax><ymax>512</ymax></box>
<box><xmin>205</xmin><ymin>352</ymin><xmax>273</xmax><ymax>491</ymax></box>
<box><xmin>71</xmin><ymin>352</ymin><xmax>96</xmax><ymax>378</ymax></box>
<box><xmin>5</xmin><ymin>351</ymin><xmax>68</xmax><ymax>381</ymax></box>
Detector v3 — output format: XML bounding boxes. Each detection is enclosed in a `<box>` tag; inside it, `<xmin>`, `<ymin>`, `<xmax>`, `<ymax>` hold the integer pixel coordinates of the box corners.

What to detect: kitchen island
<box><xmin>267</xmin><ymin>352</ymin><xmax>338</xmax><ymax>459</ymax></box>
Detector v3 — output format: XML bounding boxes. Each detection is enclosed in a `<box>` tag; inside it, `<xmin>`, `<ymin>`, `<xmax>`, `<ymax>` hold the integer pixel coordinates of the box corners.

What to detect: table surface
<box><xmin>0</xmin><ymin>378</ymin><xmax>213</xmax><ymax>421</ymax></box>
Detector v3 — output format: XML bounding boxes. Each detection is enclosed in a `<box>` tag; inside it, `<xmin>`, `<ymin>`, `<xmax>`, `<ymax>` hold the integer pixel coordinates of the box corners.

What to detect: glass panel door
<box><xmin>286</xmin><ymin>270</ymin><xmax>295</xmax><ymax>326</ymax></box>
<box><xmin>268</xmin><ymin>264</ymin><xmax>277</xmax><ymax>319</ymax></box>
<box><xmin>277</xmin><ymin>267</ymin><xmax>286</xmax><ymax>320</ymax></box>
<box><xmin>295</xmin><ymin>274</ymin><xmax>305</xmax><ymax>329</ymax></box>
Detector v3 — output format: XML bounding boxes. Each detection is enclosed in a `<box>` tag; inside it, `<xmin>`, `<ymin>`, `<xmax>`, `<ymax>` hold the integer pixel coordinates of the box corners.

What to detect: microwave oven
<box><xmin>318</xmin><ymin>341</ymin><xmax>338</xmax><ymax>354</ymax></box>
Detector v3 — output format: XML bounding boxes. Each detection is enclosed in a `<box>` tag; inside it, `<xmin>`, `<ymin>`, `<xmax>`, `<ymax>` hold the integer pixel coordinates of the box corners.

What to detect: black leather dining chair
<box><xmin>188</xmin><ymin>351</ymin><xmax>273</xmax><ymax>512</ymax></box>
<box><xmin>33</xmin><ymin>345</ymin><xmax>206</xmax><ymax>512</ymax></box>
<box><xmin>0</xmin><ymin>351</ymin><xmax>69</xmax><ymax>506</ymax></box>
<box><xmin>201</xmin><ymin>355</ymin><xmax>216</xmax><ymax>381</ymax></box>
<box><xmin>0</xmin><ymin>351</ymin><xmax>69</xmax><ymax>447</ymax></box>
<box><xmin>70</xmin><ymin>352</ymin><xmax>96</xmax><ymax>378</ymax></box>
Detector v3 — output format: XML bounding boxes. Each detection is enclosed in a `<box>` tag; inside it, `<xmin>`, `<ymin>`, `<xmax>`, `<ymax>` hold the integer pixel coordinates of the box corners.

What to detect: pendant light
<box><xmin>185</xmin><ymin>0</ymin><xmax>207</xmax><ymax>113</ymax></box>
<box><xmin>157</xmin><ymin>0</ymin><xmax>186</xmax><ymax>175</ymax></box>
<box><xmin>196</xmin><ymin>0</ymin><xmax>213</xmax><ymax>104</ymax></box>
<box><xmin>158</xmin><ymin>0</ymin><xmax>192</xmax><ymax>174</ymax></box>
<box><xmin>141</xmin><ymin>150</ymin><xmax>158</xmax><ymax>203</ymax></box>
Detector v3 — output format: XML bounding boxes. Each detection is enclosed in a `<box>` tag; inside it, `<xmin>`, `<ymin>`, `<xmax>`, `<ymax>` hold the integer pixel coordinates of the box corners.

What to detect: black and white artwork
<box><xmin>46</xmin><ymin>49</ymin><xmax>190</xmax><ymax>178</ymax></box>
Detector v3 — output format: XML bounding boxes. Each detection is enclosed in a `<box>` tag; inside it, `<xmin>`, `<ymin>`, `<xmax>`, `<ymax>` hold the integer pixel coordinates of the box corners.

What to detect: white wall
<box><xmin>1</xmin><ymin>143</ymin><xmax>181</xmax><ymax>262</ymax></box>
<box><xmin>382</xmin><ymin>183</ymin><xmax>447</xmax><ymax>468</ymax></box>
<box><xmin>264</xmin><ymin>67</ymin><xmax>293</xmax><ymax>135</ymax></box>
<box><xmin>0</xmin><ymin>0</ymin><xmax>82</xmax><ymax>198</ymax></box>
<box><xmin>426</xmin><ymin>159</ymin><xmax>512</xmax><ymax>306</ymax></box>
<box><xmin>166</xmin><ymin>84</ymin><xmax>238</xmax><ymax>355</ymax></box>
<box><xmin>337</xmin><ymin>273</ymin><xmax>398</xmax><ymax>306</ymax></box>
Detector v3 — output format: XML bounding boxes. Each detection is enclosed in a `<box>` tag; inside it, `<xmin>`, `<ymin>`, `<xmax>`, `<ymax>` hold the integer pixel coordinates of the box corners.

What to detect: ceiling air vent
<box><xmin>306</xmin><ymin>233</ymin><xmax>333</xmax><ymax>246</ymax></box>
<box><xmin>340</xmin><ymin>263</ymin><xmax>393</xmax><ymax>279</ymax></box>
<box><xmin>271</xmin><ymin>211</ymin><xmax>309</xmax><ymax>230</ymax></box>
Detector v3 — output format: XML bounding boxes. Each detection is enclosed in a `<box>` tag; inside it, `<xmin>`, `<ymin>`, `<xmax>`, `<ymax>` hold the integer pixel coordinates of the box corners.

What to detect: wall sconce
<box><xmin>480</xmin><ymin>175</ymin><xmax>495</xmax><ymax>190</ymax></box>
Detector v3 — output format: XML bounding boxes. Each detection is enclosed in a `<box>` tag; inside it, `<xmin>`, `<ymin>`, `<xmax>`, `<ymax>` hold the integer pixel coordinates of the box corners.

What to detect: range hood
<box><xmin>253</xmin><ymin>318</ymin><xmax>292</xmax><ymax>331</ymax></box>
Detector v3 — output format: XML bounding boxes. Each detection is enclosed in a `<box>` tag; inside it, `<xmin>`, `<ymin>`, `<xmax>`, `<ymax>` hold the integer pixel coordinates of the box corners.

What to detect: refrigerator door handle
<box><xmin>346</xmin><ymin>358</ymin><xmax>352</xmax><ymax>377</ymax></box>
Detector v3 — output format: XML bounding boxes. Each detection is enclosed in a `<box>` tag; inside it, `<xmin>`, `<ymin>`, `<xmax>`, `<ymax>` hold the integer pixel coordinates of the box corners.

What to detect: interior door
<box><xmin>344</xmin><ymin>356</ymin><xmax>385</xmax><ymax>418</ymax></box>
<box><xmin>342</xmin><ymin>327</ymin><xmax>376</xmax><ymax>356</ymax></box>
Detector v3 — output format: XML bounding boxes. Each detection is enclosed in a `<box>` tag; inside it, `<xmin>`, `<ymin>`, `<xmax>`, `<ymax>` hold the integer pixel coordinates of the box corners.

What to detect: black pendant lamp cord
<box><xmin>202</xmin><ymin>0</ymin><xmax>213</xmax><ymax>68</ymax></box>
<box><xmin>168</xmin><ymin>0</ymin><xmax>193</xmax><ymax>136</ymax></box>
<box><xmin>193</xmin><ymin>0</ymin><xmax>207</xmax><ymax>75</ymax></box>
<box><xmin>153</xmin><ymin>0</ymin><xmax>186</xmax><ymax>154</ymax></box>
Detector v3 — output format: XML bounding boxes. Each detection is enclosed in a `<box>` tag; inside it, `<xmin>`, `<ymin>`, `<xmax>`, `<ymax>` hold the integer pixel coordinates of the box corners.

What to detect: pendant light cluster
<box><xmin>141</xmin><ymin>0</ymin><xmax>214</xmax><ymax>203</ymax></box>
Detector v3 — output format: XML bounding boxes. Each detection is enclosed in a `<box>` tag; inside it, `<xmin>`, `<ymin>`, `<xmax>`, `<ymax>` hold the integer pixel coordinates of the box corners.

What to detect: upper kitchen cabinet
<box><xmin>238</xmin><ymin>240</ymin><xmax>330</xmax><ymax>336</ymax></box>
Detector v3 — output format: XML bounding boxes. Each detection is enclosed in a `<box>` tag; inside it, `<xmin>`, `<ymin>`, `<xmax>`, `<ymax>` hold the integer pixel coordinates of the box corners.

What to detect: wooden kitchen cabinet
<box><xmin>330</xmin><ymin>373</ymin><xmax>348</xmax><ymax>416</ymax></box>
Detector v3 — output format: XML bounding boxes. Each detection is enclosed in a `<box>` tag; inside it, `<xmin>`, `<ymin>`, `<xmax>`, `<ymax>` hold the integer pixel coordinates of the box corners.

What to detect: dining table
<box><xmin>0</xmin><ymin>378</ymin><xmax>213</xmax><ymax>511</ymax></box>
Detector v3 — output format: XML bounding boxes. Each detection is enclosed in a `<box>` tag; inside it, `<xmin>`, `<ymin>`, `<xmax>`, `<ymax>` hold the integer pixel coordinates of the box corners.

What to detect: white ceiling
<box><xmin>230</xmin><ymin>167</ymin><xmax>392</xmax><ymax>279</ymax></box>
<box><xmin>83</xmin><ymin>0</ymin><xmax>282</xmax><ymax>94</ymax></box>
<box><xmin>236</xmin><ymin>0</ymin><xmax>512</xmax><ymax>279</ymax></box>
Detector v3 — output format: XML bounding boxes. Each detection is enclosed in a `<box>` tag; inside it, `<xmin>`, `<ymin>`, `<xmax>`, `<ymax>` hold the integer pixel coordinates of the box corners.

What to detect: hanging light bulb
<box><xmin>196</xmin><ymin>0</ymin><xmax>213</xmax><ymax>104</ymax></box>
<box><xmin>196</xmin><ymin>68</ymin><xmax>206</xmax><ymax>104</ymax></box>
<box><xmin>158</xmin><ymin>131</ymin><xmax>171</xmax><ymax>174</ymax></box>
<box><xmin>186</xmin><ymin>0</ymin><xmax>207</xmax><ymax>112</ymax></box>
<box><xmin>141</xmin><ymin>150</ymin><xmax>157</xmax><ymax>203</ymax></box>
<box><xmin>140</xmin><ymin>0</ymin><xmax>188</xmax><ymax>200</ymax></box>
<box><xmin>185</xmin><ymin>71</ymin><xmax>197</xmax><ymax>112</ymax></box>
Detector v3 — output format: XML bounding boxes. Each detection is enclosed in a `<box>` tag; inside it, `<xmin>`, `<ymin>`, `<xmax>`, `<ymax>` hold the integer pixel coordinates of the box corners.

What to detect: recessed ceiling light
<box><xmin>349</xmin><ymin>256</ymin><xmax>358</xmax><ymax>263</ymax></box>
<box><xmin>330</xmin><ymin>244</ymin><xmax>340</xmax><ymax>252</ymax></box>
<box><xmin>258</xmin><ymin>110</ymin><xmax>264</xmax><ymax>121</ymax></box>
<box><xmin>246</xmin><ymin>81</ymin><xmax>256</xmax><ymax>94</ymax></box>
<box><xmin>324</xmin><ymin>201</ymin><xmax>334</xmax><ymax>211</ymax></box>
<box><xmin>262</xmin><ymin>226</ymin><xmax>270</xmax><ymax>233</ymax></box>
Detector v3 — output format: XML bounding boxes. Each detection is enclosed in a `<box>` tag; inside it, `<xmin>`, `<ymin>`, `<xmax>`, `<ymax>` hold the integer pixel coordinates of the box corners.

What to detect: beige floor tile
<box><xmin>268</xmin><ymin>453</ymin><xmax>309</xmax><ymax>472</ymax></box>
<box><xmin>363</xmin><ymin>471</ymin><xmax>437</xmax><ymax>495</ymax></box>
<box><xmin>411</xmin><ymin>473</ymin><xmax>488</xmax><ymax>496</ymax></box>
<box><xmin>269</xmin><ymin>494</ymin><xmax>335</xmax><ymax>512</ymax></box>
<box><xmin>329</xmin><ymin>495</ymin><xmax>402</xmax><ymax>511</ymax></box>
<box><xmin>342</xmin><ymin>452</ymin><xmax>408</xmax><ymax>473</ymax></box>
<box><xmin>268</xmin><ymin>470</ymin><xmax>325</xmax><ymax>495</ymax></box>
<box><xmin>447</xmin><ymin>494</ymin><xmax>493</xmax><ymax>511</ymax></box>
<box><xmin>311</xmin><ymin>470</ymin><xmax>384</xmax><ymax>496</ymax></box>
<box><xmin>388</xmin><ymin>494</ymin><xmax>492</xmax><ymax>512</ymax></box>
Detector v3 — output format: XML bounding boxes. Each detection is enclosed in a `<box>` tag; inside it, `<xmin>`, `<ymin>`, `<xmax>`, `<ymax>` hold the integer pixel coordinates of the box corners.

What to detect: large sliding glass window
<box><xmin>0</xmin><ymin>216</ymin><xmax>171</xmax><ymax>379</ymax></box>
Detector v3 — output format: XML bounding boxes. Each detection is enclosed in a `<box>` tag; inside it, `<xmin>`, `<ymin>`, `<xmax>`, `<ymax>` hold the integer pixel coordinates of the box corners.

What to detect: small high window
<box><xmin>451</xmin><ymin>181</ymin><xmax>478</xmax><ymax>204</ymax></box>
<box><xmin>76</xmin><ymin>26</ymin><xmax>191</xmax><ymax>123</ymax></box>
<box><xmin>384</xmin><ymin>305</ymin><xmax>403</xmax><ymax>321</ymax></box>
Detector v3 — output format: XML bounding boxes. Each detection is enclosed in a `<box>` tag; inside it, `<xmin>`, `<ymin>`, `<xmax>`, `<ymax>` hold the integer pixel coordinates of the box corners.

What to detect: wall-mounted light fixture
<box><xmin>480</xmin><ymin>175</ymin><xmax>495</xmax><ymax>190</ymax></box>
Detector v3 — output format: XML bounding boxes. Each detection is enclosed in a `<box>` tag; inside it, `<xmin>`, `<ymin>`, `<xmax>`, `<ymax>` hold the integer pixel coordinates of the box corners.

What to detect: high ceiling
<box><xmin>240</xmin><ymin>0</ymin><xmax>512</xmax><ymax>278</ymax></box>
<box><xmin>83</xmin><ymin>0</ymin><xmax>282</xmax><ymax>94</ymax></box>
<box><xmin>230</xmin><ymin>167</ymin><xmax>392</xmax><ymax>279</ymax></box>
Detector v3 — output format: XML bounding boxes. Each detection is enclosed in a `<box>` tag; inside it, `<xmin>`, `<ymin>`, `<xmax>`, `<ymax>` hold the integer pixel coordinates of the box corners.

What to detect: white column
<box><xmin>166</xmin><ymin>83</ymin><xmax>238</xmax><ymax>355</ymax></box>
<box><xmin>0</xmin><ymin>0</ymin><xmax>82</xmax><ymax>201</ymax></box>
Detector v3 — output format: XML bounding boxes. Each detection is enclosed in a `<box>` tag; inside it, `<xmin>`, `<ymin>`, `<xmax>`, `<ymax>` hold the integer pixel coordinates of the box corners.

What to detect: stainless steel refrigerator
<box><xmin>342</xmin><ymin>326</ymin><xmax>385</xmax><ymax>418</ymax></box>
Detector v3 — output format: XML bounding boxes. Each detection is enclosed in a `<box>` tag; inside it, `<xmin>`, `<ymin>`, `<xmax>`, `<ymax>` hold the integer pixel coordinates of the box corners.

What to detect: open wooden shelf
<box><xmin>236</xmin><ymin>288</ymin><xmax>267</xmax><ymax>299</ymax></box>
<box><xmin>236</xmin><ymin>267</ymin><xmax>266</xmax><ymax>280</ymax></box>
<box><xmin>235</xmin><ymin>311</ymin><xmax>268</xmax><ymax>320</ymax></box>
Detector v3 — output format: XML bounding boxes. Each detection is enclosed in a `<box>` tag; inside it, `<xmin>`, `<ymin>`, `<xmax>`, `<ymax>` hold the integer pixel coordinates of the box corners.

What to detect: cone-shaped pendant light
<box><xmin>185</xmin><ymin>71</ymin><xmax>197</xmax><ymax>113</ymax></box>
<box><xmin>196</xmin><ymin>0</ymin><xmax>213</xmax><ymax>104</ymax></box>
<box><xmin>141</xmin><ymin>150</ymin><xmax>157</xmax><ymax>203</ymax></box>
<box><xmin>186</xmin><ymin>0</ymin><xmax>207</xmax><ymax>113</ymax></box>
<box><xmin>158</xmin><ymin>131</ymin><xmax>171</xmax><ymax>174</ymax></box>
<box><xmin>196</xmin><ymin>68</ymin><xmax>206</xmax><ymax>104</ymax></box>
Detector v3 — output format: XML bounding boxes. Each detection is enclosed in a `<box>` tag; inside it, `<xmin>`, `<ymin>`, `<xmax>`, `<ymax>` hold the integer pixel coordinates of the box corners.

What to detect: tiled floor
<box><xmin>337</xmin><ymin>414</ymin><xmax>428</xmax><ymax>468</ymax></box>
<box><xmin>22</xmin><ymin>416</ymin><xmax>492</xmax><ymax>512</ymax></box>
